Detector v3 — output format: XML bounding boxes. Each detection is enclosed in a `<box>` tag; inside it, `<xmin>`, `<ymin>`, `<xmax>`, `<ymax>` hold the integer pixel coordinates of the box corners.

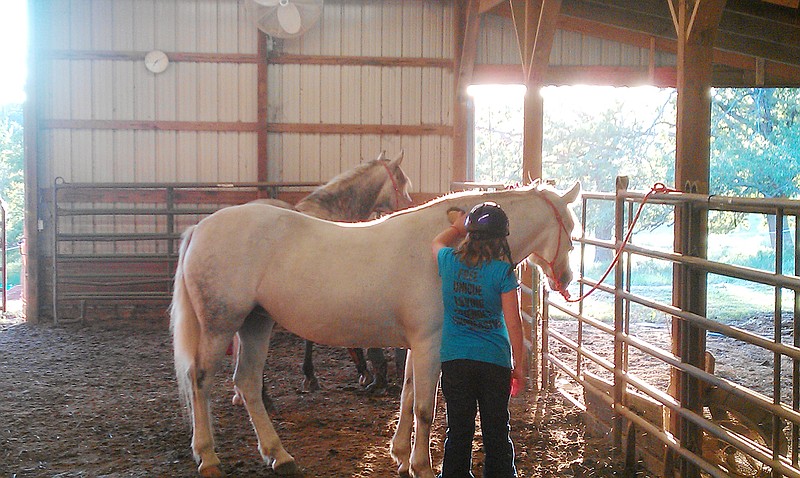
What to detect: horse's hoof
<box><xmin>274</xmin><ymin>460</ymin><xmax>301</xmax><ymax>476</ymax></box>
<box><xmin>358</xmin><ymin>372</ymin><xmax>373</xmax><ymax>387</ymax></box>
<box><xmin>300</xmin><ymin>377</ymin><xmax>320</xmax><ymax>393</ymax></box>
<box><xmin>231</xmin><ymin>385</ymin><xmax>245</xmax><ymax>406</ymax></box>
<box><xmin>198</xmin><ymin>464</ymin><xmax>225</xmax><ymax>478</ymax></box>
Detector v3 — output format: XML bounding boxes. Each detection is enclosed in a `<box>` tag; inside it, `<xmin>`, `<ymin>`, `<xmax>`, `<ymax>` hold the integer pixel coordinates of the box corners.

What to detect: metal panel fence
<box><xmin>541</xmin><ymin>179</ymin><xmax>800</xmax><ymax>478</ymax></box>
<box><xmin>51</xmin><ymin>178</ymin><xmax>319</xmax><ymax>324</ymax></box>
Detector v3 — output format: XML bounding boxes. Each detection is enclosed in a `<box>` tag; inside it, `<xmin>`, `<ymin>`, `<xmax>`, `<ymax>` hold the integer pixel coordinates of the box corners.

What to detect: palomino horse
<box><xmin>170</xmin><ymin>182</ymin><xmax>580</xmax><ymax>477</ymax></box>
<box><xmin>240</xmin><ymin>150</ymin><xmax>413</xmax><ymax>395</ymax></box>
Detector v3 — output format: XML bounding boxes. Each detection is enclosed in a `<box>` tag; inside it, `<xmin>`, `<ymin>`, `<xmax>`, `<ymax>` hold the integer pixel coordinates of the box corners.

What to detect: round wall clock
<box><xmin>144</xmin><ymin>50</ymin><xmax>169</xmax><ymax>74</ymax></box>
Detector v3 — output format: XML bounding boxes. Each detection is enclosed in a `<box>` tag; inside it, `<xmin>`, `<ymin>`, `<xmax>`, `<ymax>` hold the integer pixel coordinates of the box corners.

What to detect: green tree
<box><xmin>710</xmin><ymin>88</ymin><xmax>800</xmax><ymax>247</ymax></box>
<box><xmin>0</xmin><ymin>103</ymin><xmax>24</xmax><ymax>287</ymax></box>
<box><xmin>711</xmin><ymin>88</ymin><xmax>800</xmax><ymax>199</ymax></box>
<box><xmin>542</xmin><ymin>89</ymin><xmax>676</xmax><ymax>261</ymax></box>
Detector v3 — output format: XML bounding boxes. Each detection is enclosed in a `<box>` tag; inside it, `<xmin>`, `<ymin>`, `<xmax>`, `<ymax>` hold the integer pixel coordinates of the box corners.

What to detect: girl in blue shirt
<box><xmin>432</xmin><ymin>202</ymin><xmax>525</xmax><ymax>478</ymax></box>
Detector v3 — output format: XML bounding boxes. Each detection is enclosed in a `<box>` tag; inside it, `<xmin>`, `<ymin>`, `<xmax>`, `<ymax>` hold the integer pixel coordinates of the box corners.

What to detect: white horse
<box><xmin>170</xmin><ymin>181</ymin><xmax>580</xmax><ymax>477</ymax></box>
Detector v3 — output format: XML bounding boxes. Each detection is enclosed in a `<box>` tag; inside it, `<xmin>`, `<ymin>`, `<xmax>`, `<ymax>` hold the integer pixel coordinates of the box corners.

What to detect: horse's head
<box><xmin>373</xmin><ymin>150</ymin><xmax>413</xmax><ymax>214</ymax></box>
<box><xmin>530</xmin><ymin>182</ymin><xmax>580</xmax><ymax>298</ymax></box>
<box><xmin>505</xmin><ymin>182</ymin><xmax>580</xmax><ymax>298</ymax></box>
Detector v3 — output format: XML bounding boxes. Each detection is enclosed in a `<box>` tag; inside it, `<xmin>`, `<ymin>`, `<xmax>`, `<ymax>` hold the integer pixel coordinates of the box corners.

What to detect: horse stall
<box><xmin>542</xmin><ymin>178</ymin><xmax>800</xmax><ymax>478</ymax></box>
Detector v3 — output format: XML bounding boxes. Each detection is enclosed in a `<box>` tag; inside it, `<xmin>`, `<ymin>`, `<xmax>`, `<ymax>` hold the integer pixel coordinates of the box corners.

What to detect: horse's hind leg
<box><xmin>235</xmin><ymin>312</ymin><xmax>298</xmax><ymax>475</ymax></box>
<box><xmin>301</xmin><ymin>340</ymin><xmax>320</xmax><ymax>392</ymax></box>
<box><xmin>391</xmin><ymin>350</ymin><xmax>414</xmax><ymax>476</ymax></box>
<box><xmin>191</xmin><ymin>330</ymin><xmax>232</xmax><ymax>477</ymax></box>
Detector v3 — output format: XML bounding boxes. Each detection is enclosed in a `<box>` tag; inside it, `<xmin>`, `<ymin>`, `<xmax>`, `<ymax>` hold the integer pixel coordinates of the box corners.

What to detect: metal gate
<box><xmin>50</xmin><ymin>179</ymin><xmax>319</xmax><ymax>323</ymax></box>
<box><xmin>540</xmin><ymin>178</ymin><xmax>800</xmax><ymax>478</ymax></box>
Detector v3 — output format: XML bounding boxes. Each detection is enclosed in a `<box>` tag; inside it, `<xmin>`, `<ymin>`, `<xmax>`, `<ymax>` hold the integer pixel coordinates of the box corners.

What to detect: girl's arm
<box><xmin>431</xmin><ymin>210</ymin><xmax>466</xmax><ymax>257</ymax></box>
<box><xmin>502</xmin><ymin>289</ymin><xmax>526</xmax><ymax>388</ymax></box>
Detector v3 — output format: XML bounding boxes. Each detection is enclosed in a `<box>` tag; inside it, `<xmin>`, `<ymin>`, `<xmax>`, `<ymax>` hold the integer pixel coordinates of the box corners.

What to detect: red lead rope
<box><xmin>560</xmin><ymin>182</ymin><xmax>680</xmax><ymax>303</ymax></box>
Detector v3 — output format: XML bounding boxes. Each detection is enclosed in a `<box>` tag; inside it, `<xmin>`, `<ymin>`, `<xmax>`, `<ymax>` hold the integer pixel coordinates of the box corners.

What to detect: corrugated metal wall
<box><xmin>38</xmin><ymin>0</ymin><xmax>259</xmax><ymax>186</ymax></box>
<box><xmin>266</xmin><ymin>0</ymin><xmax>454</xmax><ymax>193</ymax></box>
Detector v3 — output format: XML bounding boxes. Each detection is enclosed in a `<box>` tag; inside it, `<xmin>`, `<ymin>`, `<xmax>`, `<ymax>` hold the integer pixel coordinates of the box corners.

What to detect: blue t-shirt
<box><xmin>437</xmin><ymin>247</ymin><xmax>520</xmax><ymax>369</ymax></box>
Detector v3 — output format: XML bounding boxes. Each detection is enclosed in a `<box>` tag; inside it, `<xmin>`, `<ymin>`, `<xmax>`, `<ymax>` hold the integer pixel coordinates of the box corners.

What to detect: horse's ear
<box><xmin>562</xmin><ymin>182</ymin><xmax>581</xmax><ymax>204</ymax></box>
<box><xmin>376</xmin><ymin>150</ymin><xmax>387</xmax><ymax>161</ymax></box>
<box><xmin>389</xmin><ymin>149</ymin><xmax>404</xmax><ymax>168</ymax></box>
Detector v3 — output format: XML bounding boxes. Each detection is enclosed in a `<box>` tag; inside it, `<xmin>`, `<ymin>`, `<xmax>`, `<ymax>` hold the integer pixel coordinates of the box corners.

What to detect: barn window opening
<box><xmin>0</xmin><ymin>0</ymin><xmax>28</xmax><ymax>313</ymax></box>
<box><xmin>468</xmin><ymin>83</ymin><xmax>676</xmax><ymax>191</ymax></box>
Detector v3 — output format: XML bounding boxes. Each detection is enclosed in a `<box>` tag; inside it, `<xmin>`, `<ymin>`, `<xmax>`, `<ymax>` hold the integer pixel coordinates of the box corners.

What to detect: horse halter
<box><xmin>380</xmin><ymin>161</ymin><xmax>404</xmax><ymax>211</ymax></box>
<box><xmin>530</xmin><ymin>193</ymin><xmax>573</xmax><ymax>300</ymax></box>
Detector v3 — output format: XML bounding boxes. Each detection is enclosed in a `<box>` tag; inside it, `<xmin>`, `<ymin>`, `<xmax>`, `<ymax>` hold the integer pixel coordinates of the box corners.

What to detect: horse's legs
<box><xmin>391</xmin><ymin>350</ymin><xmax>415</xmax><ymax>476</ymax></box>
<box><xmin>301</xmin><ymin>340</ymin><xmax>321</xmax><ymax>393</ymax></box>
<box><xmin>231</xmin><ymin>333</ymin><xmax>244</xmax><ymax>405</ymax></box>
<box><xmin>190</xmin><ymin>330</ymin><xmax>232</xmax><ymax>477</ymax></box>
<box><xmin>348</xmin><ymin>348</ymin><xmax>372</xmax><ymax>387</ymax></box>
<box><xmin>408</xmin><ymin>346</ymin><xmax>441</xmax><ymax>478</ymax></box>
<box><xmin>394</xmin><ymin>348</ymin><xmax>408</xmax><ymax>382</ymax></box>
<box><xmin>364</xmin><ymin>348</ymin><xmax>388</xmax><ymax>393</ymax></box>
<box><xmin>235</xmin><ymin>312</ymin><xmax>298</xmax><ymax>474</ymax></box>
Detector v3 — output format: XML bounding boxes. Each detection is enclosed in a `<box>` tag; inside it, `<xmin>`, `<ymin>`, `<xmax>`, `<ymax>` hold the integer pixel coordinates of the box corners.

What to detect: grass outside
<box><xmin>552</xmin><ymin>274</ymin><xmax>794</xmax><ymax>326</ymax></box>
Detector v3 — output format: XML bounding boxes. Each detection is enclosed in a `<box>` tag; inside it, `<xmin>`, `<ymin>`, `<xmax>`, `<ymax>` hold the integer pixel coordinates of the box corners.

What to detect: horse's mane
<box><xmin>314</xmin><ymin>159</ymin><xmax>384</xmax><ymax>192</ymax></box>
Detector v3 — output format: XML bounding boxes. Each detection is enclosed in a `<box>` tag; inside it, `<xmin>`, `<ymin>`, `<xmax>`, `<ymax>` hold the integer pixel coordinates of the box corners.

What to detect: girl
<box><xmin>432</xmin><ymin>202</ymin><xmax>526</xmax><ymax>478</ymax></box>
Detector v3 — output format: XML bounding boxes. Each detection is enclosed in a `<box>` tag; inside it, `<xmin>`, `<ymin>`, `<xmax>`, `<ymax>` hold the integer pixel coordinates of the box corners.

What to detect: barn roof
<box><xmin>480</xmin><ymin>0</ymin><xmax>800</xmax><ymax>87</ymax></box>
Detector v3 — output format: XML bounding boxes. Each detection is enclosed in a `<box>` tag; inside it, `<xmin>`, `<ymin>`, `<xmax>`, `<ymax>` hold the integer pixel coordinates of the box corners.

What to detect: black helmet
<box><xmin>465</xmin><ymin>202</ymin><xmax>509</xmax><ymax>239</ymax></box>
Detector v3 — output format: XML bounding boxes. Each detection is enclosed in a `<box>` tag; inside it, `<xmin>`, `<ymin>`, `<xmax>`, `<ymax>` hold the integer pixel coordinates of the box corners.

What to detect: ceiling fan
<box><xmin>245</xmin><ymin>0</ymin><xmax>324</xmax><ymax>39</ymax></box>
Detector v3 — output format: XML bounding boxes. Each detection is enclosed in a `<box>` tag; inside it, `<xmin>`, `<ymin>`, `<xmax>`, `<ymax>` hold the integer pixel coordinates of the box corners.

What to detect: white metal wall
<box><xmin>267</xmin><ymin>0</ymin><xmax>455</xmax><ymax>193</ymax></box>
<box><xmin>38</xmin><ymin>0</ymin><xmax>259</xmax><ymax>186</ymax></box>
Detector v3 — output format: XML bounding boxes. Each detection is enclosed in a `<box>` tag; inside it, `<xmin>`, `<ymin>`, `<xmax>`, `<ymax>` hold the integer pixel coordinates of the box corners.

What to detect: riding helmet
<box><xmin>465</xmin><ymin>202</ymin><xmax>509</xmax><ymax>239</ymax></box>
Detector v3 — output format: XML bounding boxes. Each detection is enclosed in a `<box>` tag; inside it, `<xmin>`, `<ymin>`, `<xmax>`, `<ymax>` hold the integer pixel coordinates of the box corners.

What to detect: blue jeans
<box><xmin>440</xmin><ymin>359</ymin><xmax>517</xmax><ymax>478</ymax></box>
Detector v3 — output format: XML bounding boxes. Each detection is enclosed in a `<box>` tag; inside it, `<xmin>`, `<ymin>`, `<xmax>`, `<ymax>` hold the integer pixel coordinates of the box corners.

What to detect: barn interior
<box><xmin>15</xmin><ymin>1</ymin><xmax>800</xmax><ymax>477</ymax></box>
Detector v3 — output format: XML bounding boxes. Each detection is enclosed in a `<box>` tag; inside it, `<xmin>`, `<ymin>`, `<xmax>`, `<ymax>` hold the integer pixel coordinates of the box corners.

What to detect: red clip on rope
<box><xmin>562</xmin><ymin>182</ymin><xmax>680</xmax><ymax>303</ymax></box>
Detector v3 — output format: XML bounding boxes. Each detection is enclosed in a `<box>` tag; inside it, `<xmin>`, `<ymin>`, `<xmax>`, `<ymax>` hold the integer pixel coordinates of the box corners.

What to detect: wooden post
<box><xmin>669</xmin><ymin>1</ymin><xmax>725</xmax><ymax>476</ymax></box>
<box><xmin>257</xmin><ymin>31</ymin><xmax>269</xmax><ymax>189</ymax></box>
<box><xmin>23</xmin><ymin>0</ymin><xmax>41</xmax><ymax>323</ymax></box>
<box><xmin>452</xmin><ymin>0</ymin><xmax>480</xmax><ymax>184</ymax></box>
<box><xmin>510</xmin><ymin>0</ymin><xmax>561</xmax><ymax>183</ymax></box>
<box><xmin>613</xmin><ymin>176</ymin><xmax>629</xmax><ymax>449</ymax></box>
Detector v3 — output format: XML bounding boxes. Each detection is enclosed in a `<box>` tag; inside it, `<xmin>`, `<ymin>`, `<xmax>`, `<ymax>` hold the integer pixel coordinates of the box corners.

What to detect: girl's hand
<box><xmin>446</xmin><ymin>207</ymin><xmax>467</xmax><ymax>234</ymax></box>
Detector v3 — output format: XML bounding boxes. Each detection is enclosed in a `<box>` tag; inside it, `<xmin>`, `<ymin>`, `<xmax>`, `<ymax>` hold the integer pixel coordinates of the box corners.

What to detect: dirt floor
<box><xmin>0</xmin><ymin>308</ymin><xmax>645</xmax><ymax>478</ymax></box>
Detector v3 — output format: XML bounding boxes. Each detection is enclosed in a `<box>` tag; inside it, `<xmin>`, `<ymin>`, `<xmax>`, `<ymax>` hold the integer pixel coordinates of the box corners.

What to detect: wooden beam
<box><xmin>509</xmin><ymin>0</ymin><xmax>533</xmax><ymax>74</ymax></box>
<box><xmin>452</xmin><ymin>0</ymin><xmax>482</xmax><ymax>184</ymax></box>
<box><xmin>40</xmin><ymin>119</ymin><xmax>452</xmax><ymax>137</ymax></box>
<box><xmin>509</xmin><ymin>0</ymin><xmax>562</xmax><ymax>182</ymax></box>
<box><xmin>24</xmin><ymin>0</ymin><xmax>42</xmax><ymax>323</ymax></box>
<box><xmin>479</xmin><ymin>0</ymin><xmax>508</xmax><ymax>13</ymax></box>
<box><xmin>670</xmin><ymin>1</ymin><xmax>725</xmax><ymax>476</ymax></box>
<box><xmin>457</xmin><ymin>0</ymin><xmax>482</xmax><ymax>94</ymax></box>
<box><xmin>257</xmin><ymin>31</ymin><xmax>269</xmax><ymax>184</ymax></box>
<box><xmin>42</xmin><ymin>50</ymin><xmax>261</xmax><ymax>63</ymax></box>
<box><xmin>41</xmin><ymin>119</ymin><xmax>260</xmax><ymax>132</ymax></box>
<box><xmin>267</xmin><ymin>54</ymin><xmax>452</xmax><ymax>69</ymax></box>
<box><xmin>265</xmin><ymin>123</ymin><xmax>452</xmax><ymax>136</ymax></box>
<box><xmin>763</xmin><ymin>0</ymin><xmax>799</xmax><ymax>7</ymax></box>
<box><xmin>528</xmin><ymin>0</ymin><xmax>564</xmax><ymax>83</ymax></box>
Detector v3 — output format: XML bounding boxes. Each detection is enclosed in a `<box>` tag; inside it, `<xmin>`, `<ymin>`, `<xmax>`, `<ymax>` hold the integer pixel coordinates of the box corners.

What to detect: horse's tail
<box><xmin>170</xmin><ymin>225</ymin><xmax>200</xmax><ymax>414</ymax></box>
